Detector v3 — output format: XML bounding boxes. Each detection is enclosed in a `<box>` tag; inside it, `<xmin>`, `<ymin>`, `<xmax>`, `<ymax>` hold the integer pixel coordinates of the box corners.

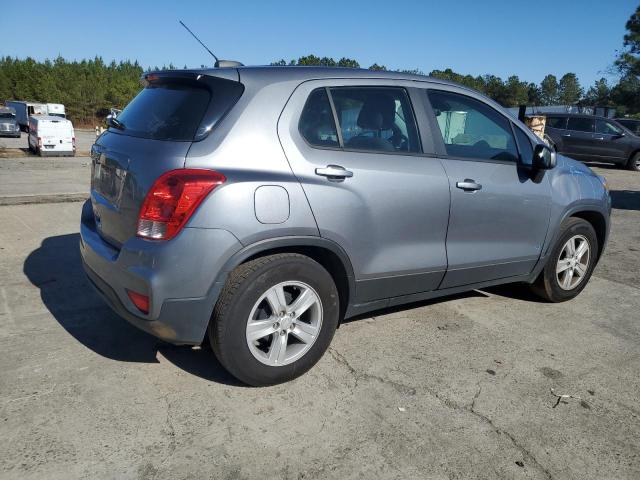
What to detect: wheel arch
<box><xmin>214</xmin><ymin>236</ymin><xmax>355</xmax><ymax>320</ymax></box>
<box><xmin>569</xmin><ymin>210</ymin><xmax>608</xmax><ymax>260</ymax></box>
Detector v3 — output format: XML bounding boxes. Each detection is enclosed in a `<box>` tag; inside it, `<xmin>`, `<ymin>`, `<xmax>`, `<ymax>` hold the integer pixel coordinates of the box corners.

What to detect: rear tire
<box><xmin>209</xmin><ymin>253</ymin><xmax>340</xmax><ymax>386</ymax></box>
<box><xmin>626</xmin><ymin>152</ymin><xmax>640</xmax><ymax>171</ymax></box>
<box><xmin>530</xmin><ymin>217</ymin><xmax>598</xmax><ymax>302</ymax></box>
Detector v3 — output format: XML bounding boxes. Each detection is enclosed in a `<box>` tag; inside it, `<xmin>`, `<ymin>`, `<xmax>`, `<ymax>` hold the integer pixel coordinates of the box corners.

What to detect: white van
<box><xmin>28</xmin><ymin>115</ymin><xmax>75</xmax><ymax>156</ymax></box>
<box><xmin>47</xmin><ymin>103</ymin><xmax>66</xmax><ymax>118</ymax></box>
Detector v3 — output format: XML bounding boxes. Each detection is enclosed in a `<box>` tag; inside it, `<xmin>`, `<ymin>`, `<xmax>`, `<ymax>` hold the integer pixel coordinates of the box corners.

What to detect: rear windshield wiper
<box><xmin>109</xmin><ymin>117</ymin><xmax>126</xmax><ymax>130</ymax></box>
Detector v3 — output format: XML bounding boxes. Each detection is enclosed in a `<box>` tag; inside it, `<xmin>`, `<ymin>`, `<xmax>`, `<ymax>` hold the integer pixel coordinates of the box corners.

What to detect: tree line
<box><xmin>1</xmin><ymin>5</ymin><xmax>639</xmax><ymax>125</ymax></box>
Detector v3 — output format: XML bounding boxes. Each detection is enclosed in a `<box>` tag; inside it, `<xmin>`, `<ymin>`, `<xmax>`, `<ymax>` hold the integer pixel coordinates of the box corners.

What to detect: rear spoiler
<box><xmin>140</xmin><ymin>70</ymin><xmax>244</xmax><ymax>141</ymax></box>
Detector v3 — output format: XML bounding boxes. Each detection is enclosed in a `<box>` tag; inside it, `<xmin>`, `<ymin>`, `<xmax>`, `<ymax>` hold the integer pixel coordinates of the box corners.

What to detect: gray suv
<box><xmin>545</xmin><ymin>114</ymin><xmax>640</xmax><ymax>171</ymax></box>
<box><xmin>0</xmin><ymin>106</ymin><xmax>21</xmax><ymax>138</ymax></box>
<box><xmin>80</xmin><ymin>67</ymin><xmax>611</xmax><ymax>386</ymax></box>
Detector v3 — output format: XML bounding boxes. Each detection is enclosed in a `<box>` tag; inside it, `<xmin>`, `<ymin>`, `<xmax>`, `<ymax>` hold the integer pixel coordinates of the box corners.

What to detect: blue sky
<box><xmin>1</xmin><ymin>0</ymin><xmax>636</xmax><ymax>87</ymax></box>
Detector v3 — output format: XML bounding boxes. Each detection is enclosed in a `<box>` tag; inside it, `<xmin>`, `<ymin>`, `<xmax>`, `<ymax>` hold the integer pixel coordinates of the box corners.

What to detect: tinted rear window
<box><xmin>114</xmin><ymin>82</ymin><xmax>211</xmax><ymax>141</ymax></box>
<box><xmin>567</xmin><ymin>117</ymin><xmax>594</xmax><ymax>133</ymax></box>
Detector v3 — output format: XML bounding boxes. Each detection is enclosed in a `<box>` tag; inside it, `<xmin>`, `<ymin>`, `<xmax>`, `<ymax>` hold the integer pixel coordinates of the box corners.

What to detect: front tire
<box><xmin>626</xmin><ymin>152</ymin><xmax>640</xmax><ymax>172</ymax></box>
<box><xmin>531</xmin><ymin>217</ymin><xmax>598</xmax><ymax>302</ymax></box>
<box><xmin>209</xmin><ymin>253</ymin><xmax>340</xmax><ymax>386</ymax></box>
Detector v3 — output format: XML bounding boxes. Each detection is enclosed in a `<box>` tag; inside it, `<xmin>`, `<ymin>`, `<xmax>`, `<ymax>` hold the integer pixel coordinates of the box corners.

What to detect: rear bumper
<box><xmin>79</xmin><ymin>200</ymin><xmax>242</xmax><ymax>344</ymax></box>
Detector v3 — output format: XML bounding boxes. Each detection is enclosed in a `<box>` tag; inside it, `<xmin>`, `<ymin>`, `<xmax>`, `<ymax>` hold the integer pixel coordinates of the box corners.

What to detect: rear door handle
<box><xmin>561</xmin><ymin>133</ymin><xmax>571</xmax><ymax>137</ymax></box>
<box><xmin>456</xmin><ymin>179</ymin><xmax>482</xmax><ymax>192</ymax></box>
<box><xmin>315</xmin><ymin>164</ymin><xmax>353</xmax><ymax>179</ymax></box>
<box><xmin>594</xmin><ymin>136</ymin><xmax>605</xmax><ymax>140</ymax></box>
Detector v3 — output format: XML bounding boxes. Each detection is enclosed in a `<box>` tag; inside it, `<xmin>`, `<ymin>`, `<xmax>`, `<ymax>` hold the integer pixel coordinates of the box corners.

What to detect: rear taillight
<box><xmin>137</xmin><ymin>169</ymin><xmax>225</xmax><ymax>241</ymax></box>
<box><xmin>37</xmin><ymin>137</ymin><xmax>42</xmax><ymax>147</ymax></box>
<box><xmin>72</xmin><ymin>137</ymin><xmax>76</xmax><ymax>150</ymax></box>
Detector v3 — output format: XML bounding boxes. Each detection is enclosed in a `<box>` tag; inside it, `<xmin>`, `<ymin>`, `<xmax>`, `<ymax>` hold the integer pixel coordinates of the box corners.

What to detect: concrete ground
<box><xmin>0</xmin><ymin>164</ymin><xmax>639</xmax><ymax>479</ymax></box>
<box><xmin>0</xmin><ymin>156</ymin><xmax>90</xmax><ymax>204</ymax></box>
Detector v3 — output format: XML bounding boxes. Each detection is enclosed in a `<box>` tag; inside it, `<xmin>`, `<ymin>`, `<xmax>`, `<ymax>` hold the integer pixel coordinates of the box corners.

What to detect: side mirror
<box><xmin>533</xmin><ymin>144</ymin><xmax>556</xmax><ymax>170</ymax></box>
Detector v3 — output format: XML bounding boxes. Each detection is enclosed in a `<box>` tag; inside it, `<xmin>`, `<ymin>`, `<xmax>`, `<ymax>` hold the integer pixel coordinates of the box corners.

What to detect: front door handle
<box><xmin>456</xmin><ymin>179</ymin><xmax>482</xmax><ymax>192</ymax></box>
<box><xmin>315</xmin><ymin>164</ymin><xmax>353</xmax><ymax>179</ymax></box>
<box><xmin>594</xmin><ymin>136</ymin><xmax>605</xmax><ymax>140</ymax></box>
<box><xmin>561</xmin><ymin>133</ymin><xmax>571</xmax><ymax>137</ymax></box>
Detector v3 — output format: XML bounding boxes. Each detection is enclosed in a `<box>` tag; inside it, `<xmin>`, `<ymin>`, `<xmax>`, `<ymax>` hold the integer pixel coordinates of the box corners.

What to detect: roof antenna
<box><xmin>179</xmin><ymin>20</ymin><xmax>220</xmax><ymax>67</ymax></box>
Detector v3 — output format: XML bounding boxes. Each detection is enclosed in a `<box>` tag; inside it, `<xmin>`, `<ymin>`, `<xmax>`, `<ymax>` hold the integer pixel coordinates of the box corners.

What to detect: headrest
<box><xmin>357</xmin><ymin>95</ymin><xmax>395</xmax><ymax>130</ymax></box>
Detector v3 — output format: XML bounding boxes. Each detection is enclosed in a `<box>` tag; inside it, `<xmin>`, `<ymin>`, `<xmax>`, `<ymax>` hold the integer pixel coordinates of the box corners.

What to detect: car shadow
<box><xmin>609</xmin><ymin>190</ymin><xmax>640</xmax><ymax>211</ymax></box>
<box><xmin>23</xmin><ymin>233</ymin><xmax>242</xmax><ymax>386</ymax></box>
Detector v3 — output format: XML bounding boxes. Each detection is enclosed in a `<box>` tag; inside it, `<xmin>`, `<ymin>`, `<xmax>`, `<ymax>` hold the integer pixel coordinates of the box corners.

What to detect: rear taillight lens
<box><xmin>72</xmin><ymin>137</ymin><xmax>76</xmax><ymax>149</ymax></box>
<box><xmin>137</xmin><ymin>169</ymin><xmax>225</xmax><ymax>241</ymax></box>
<box><xmin>37</xmin><ymin>137</ymin><xmax>42</xmax><ymax>147</ymax></box>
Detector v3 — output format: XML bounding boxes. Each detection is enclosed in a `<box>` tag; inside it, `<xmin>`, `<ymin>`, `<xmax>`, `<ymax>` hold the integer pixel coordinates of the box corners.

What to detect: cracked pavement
<box><xmin>0</xmin><ymin>165</ymin><xmax>639</xmax><ymax>479</ymax></box>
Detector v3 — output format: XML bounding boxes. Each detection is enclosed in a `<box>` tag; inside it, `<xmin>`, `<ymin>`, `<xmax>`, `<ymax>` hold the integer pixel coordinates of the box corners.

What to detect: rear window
<box><xmin>0</xmin><ymin>113</ymin><xmax>15</xmax><ymax>119</ymax></box>
<box><xmin>114</xmin><ymin>82</ymin><xmax>211</xmax><ymax>141</ymax></box>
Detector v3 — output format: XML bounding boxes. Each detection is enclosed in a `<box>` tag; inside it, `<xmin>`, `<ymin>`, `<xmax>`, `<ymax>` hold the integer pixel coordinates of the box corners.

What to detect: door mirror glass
<box><xmin>533</xmin><ymin>144</ymin><xmax>556</xmax><ymax>170</ymax></box>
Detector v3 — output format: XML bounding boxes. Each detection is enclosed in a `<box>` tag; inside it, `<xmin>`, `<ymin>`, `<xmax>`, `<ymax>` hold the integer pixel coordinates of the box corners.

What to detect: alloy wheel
<box><xmin>245</xmin><ymin>281</ymin><xmax>323</xmax><ymax>366</ymax></box>
<box><xmin>556</xmin><ymin>234</ymin><xmax>590</xmax><ymax>290</ymax></box>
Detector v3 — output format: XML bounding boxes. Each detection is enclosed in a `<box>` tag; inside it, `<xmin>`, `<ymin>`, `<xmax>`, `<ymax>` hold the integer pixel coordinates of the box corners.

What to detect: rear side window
<box><xmin>330</xmin><ymin>87</ymin><xmax>420</xmax><ymax>153</ymax></box>
<box><xmin>299</xmin><ymin>89</ymin><xmax>339</xmax><ymax>147</ymax></box>
<box><xmin>427</xmin><ymin>90</ymin><xmax>518</xmax><ymax>162</ymax></box>
<box><xmin>567</xmin><ymin>117</ymin><xmax>594</xmax><ymax>133</ymax></box>
<box><xmin>546</xmin><ymin>117</ymin><xmax>567</xmax><ymax>130</ymax></box>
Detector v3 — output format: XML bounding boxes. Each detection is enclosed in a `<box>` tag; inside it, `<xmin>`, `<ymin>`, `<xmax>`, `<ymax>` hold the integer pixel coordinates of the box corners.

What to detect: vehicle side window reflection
<box><xmin>427</xmin><ymin>90</ymin><xmax>518</xmax><ymax>162</ymax></box>
<box><xmin>298</xmin><ymin>89</ymin><xmax>339</xmax><ymax>148</ymax></box>
<box><xmin>330</xmin><ymin>87</ymin><xmax>420</xmax><ymax>153</ymax></box>
<box><xmin>595</xmin><ymin>120</ymin><xmax>623</xmax><ymax>135</ymax></box>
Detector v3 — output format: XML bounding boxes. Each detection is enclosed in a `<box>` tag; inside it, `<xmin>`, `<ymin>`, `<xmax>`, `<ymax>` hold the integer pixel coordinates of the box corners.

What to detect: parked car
<box><xmin>80</xmin><ymin>67</ymin><xmax>611</xmax><ymax>386</ymax></box>
<box><xmin>544</xmin><ymin>113</ymin><xmax>640</xmax><ymax>171</ymax></box>
<box><xmin>0</xmin><ymin>106</ymin><xmax>21</xmax><ymax>138</ymax></box>
<box><xmin>28</xmin><ymin>115</ymin><xmax>75</xmax><ymax>156</ymax></box>
<box><xmin>5</xmin><ymin>100</ymin><xmax>48</xmax><ymax>131</ymax></box>
<box><xmin>614</xmin><ymin>117</ymin><xmax>640</xmax><ymax>136</ymax></box>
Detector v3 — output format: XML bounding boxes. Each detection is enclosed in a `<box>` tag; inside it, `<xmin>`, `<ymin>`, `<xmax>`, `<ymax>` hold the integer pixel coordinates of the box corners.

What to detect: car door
<box><xmin>593</xmin><ymin>119</ymin><xmax>628</xmax><ymax>161</ymax></box>
<box><xmin>422</xmin><ymin>88</ymin><xmax>551</xmax><ymax>288</ymax></box>
<box><xmin>563</xmin><ymin>117</ymin><xmax>595</xmax><ymax>159</ymax></box>
<box><xmin>278</xmin><ymin>80</ymin><xmax>450</xmax><ymax>304</ymax></box>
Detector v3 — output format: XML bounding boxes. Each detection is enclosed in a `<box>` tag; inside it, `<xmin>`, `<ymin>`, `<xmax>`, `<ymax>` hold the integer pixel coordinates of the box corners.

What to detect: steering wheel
<box><xmin>390</xmin><ymin>124</ymin><xmax>408</xmax><ymax>150</ymax></box>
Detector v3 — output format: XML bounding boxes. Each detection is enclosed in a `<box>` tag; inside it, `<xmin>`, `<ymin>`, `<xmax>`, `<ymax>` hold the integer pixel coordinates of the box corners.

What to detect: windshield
<box><xmin>114</xmin><ymin>82</ymin><xmax>211</xmax><ymax>141</ymax></box>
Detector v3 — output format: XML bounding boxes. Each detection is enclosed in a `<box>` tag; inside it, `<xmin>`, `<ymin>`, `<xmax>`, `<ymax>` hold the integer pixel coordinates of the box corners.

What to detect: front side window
<box><xmin>330</xmin><ymin>87</ymin><xmax>420</xmax><ymax>153</ymax></box>
<box><xmin>298</xmin><ymin>89</ymin><xmax>339</xmax><ymax>148</ymax></box>
<box><xmin>427</xmin><ymin>90</ymin><xmax>518</xmax><ymax>162</ymax></box>
<box><xmin>567</xmin><ymin>117</ymin><xmax>594</xmax><ymax>133</ymax></box>
<box><xmin>595</xmin><ymin>119</ymin><xmax>623</xmax><ymax>135</ymax></box>
<box><xmin>617</xmin><ymin>119</ymin><xmax>640</xmax><ymax>134</ymax></box>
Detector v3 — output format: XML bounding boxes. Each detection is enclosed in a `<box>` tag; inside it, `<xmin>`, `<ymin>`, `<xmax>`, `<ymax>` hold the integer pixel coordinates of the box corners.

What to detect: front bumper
<box><xmin>79</xmin><ymin>200</ymin><xmax>242</xmax><ymax>344</ymax></box>
<box><xmin>0</xmin><ymin>130</ymin><xmax>20</xmax><ymax>137</ymax></box>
